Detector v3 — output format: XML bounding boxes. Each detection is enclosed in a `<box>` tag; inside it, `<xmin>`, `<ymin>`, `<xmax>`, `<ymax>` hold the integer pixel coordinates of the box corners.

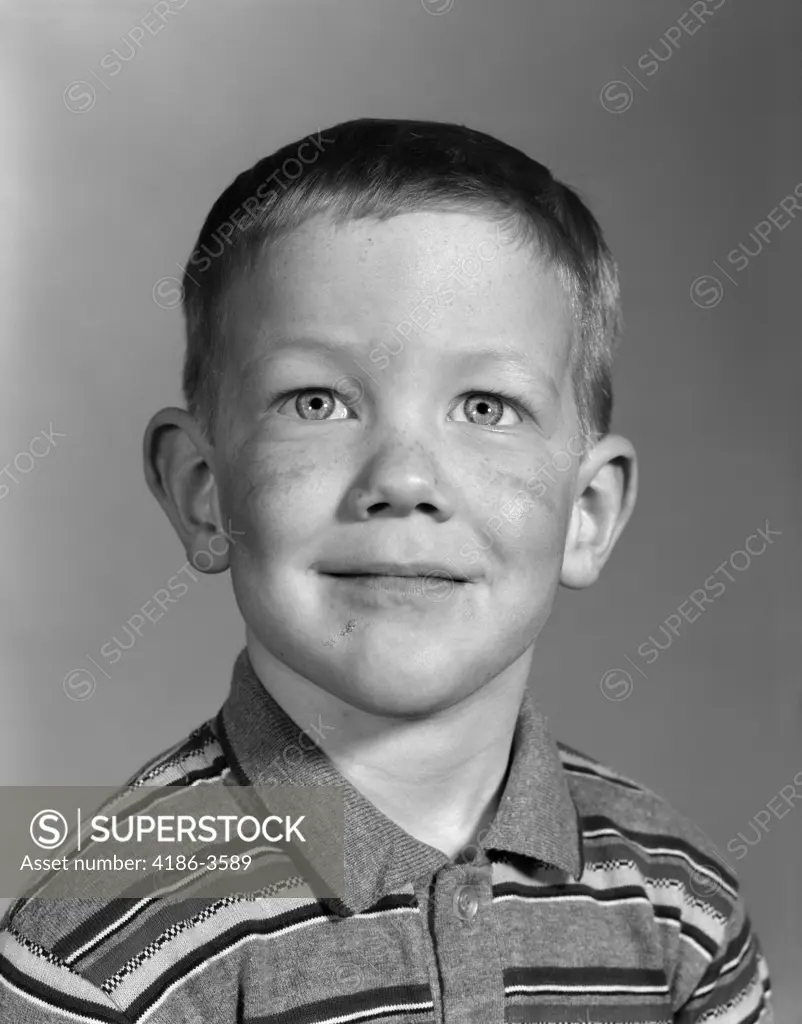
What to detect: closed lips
<box><xmin>315</xmin><ymin>562</ymin><xmax>472</xmax><ymax>582</ymax></box>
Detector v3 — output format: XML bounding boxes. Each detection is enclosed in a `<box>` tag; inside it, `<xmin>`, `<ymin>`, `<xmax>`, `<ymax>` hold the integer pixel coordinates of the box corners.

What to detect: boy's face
<box><xmin>215</xmin><ymin>211</ymin><xmax>582</xmax><ymax>717</ymax></box>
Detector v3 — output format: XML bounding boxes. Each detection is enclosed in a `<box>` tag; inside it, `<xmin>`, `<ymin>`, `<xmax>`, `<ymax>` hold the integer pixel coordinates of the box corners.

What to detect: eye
<box><xmin>451</xmin><ymin>391</ymin><xmax>525</xmax><ymax>428</ymax></box>
<box><xmin>275</xmin><ymin>388</ymin><xmax>354</xmax><ymax>421</ymax></box>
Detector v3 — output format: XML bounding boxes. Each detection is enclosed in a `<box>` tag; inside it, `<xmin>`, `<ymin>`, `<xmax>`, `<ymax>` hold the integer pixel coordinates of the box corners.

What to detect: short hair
<box><xmin>180</xmin><ymin>118</ymin><xmax>621</xmax><ymax>451</ymax></box>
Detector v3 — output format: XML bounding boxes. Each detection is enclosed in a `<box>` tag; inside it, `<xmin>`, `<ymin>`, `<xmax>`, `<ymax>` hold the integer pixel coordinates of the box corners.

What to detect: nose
<box><xmin>345</xmin><ymin>438</ymin><xmax>456</xmax><ymax>522</ymax></box>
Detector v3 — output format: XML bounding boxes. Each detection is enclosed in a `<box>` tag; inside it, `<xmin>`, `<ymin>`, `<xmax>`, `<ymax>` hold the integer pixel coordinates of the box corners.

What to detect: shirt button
<box><xmin>454</xmin><ymin>884</ymin><xmax>480</xmax><ymax>920</ymax></box>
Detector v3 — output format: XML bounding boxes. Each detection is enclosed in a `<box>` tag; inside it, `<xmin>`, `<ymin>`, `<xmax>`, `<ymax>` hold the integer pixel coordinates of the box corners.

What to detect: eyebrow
<box><xmin>239</xmin><ymin>336</ymin><xmax>353</xmax><ymax>378</ymax></box>
<box><xmin>241</xmin><ymin>336</ymin><xmax>560</xmax><ymax>400</ymax></box>
<box><xmin>459</xmin><ymin>347</ymin><xmax>561</xmax><ymax>401</ymax></box>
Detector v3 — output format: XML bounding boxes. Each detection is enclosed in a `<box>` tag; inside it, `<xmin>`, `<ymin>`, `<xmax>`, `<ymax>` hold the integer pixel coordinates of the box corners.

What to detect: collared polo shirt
<box><xmin>1</xmin><ymin>647</ymin><xmax>773</xmax><ymax>1023</ymax></box>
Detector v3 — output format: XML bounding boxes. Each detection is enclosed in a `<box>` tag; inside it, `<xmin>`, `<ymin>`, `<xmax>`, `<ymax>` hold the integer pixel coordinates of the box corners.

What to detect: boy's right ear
<box><xmin>142</xmin><ymin>408</ymin><xmax>230</xmax><ymax>574</ymax></box>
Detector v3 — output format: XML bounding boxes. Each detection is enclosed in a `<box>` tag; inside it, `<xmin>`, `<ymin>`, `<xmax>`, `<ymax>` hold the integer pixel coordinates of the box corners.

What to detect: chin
<box><xmin>306</xmin><ymin>641</ymin><xmax>492</xmax><ymax>719</ymax></box>
<box><xmin>321</xmin><ymin>671</ymin><xmax>478</xmax><ymax>719</ymax></box>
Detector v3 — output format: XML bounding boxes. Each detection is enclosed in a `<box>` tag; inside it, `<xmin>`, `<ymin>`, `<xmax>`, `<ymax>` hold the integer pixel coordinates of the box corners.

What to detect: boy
<box><xmin>0</xmin><ymin>119</ymin><xmax>773</xmax><ymax>1022</ymax></box>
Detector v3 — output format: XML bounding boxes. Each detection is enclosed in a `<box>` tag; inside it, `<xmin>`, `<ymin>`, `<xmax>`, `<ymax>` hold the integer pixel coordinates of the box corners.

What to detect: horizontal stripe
<box><xmin>696</xmin><ymin>918</ymin><xmax>753</xmax><ymax>991</ymax></box>
<box><xmin>123</xmin><ymin>725</ymin><xmax>213</xmax><ymax>786</ymax></box>
<box><xmin>682</xmin><ymin>968</ymin><xmax>768</xmax><ymax>1024</ymax></box>
<box><xmin>244</xmin><ymin>984</ymin><xmax>434</xmax><ymax>1024</ymax></box>
<box><xmin>116</xmin><ymin>894</ymin><xmax>416</xmax><ymax>1020</ymax></box>
<box><xmin>92</xmin><ymin>891</ymin><xmax>417</xmax><ymax>996</ymax></box>
<box><xmin>16</xmin><ymin>758</ymin><xmax>236</xmax><ymax>920</ymax></box>
<box><xmin>689</xmin><ymin>944</ymin><xmax>759</xmax><ymax>1015</ymax></box>
<box><xmin>580</xmin><ymin>835</ymin><xmax>735</xmax><ymax>902</ymax></box>
<box><xmin>580</xmin><ymin>818</ymin><xmax>739</xmax><ymax>896</ymax></box>
<box><xmin>506</xmin><ymin>1003</ymin><xmax>672</xmax><ymax>1024</ymax></box>
<box><xmin>493</xmin><ymin>875</ymin><xmax>723</xmax><ymax>960</ymax></box>
<box><xmin>504</xmin><ymin>966</ymin><xmax>668</xmax><ymax>994</ymax></box>
<box><xmin>110</xmin><ymin>894</ymin><xmax>422</xmax><ymax>1014</ymax></box>
<box><xmin>134</xmin><ymin>722</ymin><xmax>220</xmax><ymax>776</ymax></box>
<box><xmin>682</xmin><ymin>950</ymin><xmax>767</xmax><ymax>1022</ymax></box>
<box><xmin>59</xmin><ymin>898</ymin><xmax>155</xmax><ymax>965</ymax></box>
<box><xmin>0</xmin><ymin>949</ymin><xmax>126</xmax><ymax>1023</ymax></box>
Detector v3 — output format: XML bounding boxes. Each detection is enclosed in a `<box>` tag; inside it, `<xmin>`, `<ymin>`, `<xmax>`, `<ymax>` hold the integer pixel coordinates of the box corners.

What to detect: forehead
<box><xmin>224</xmin><ymin>210</ymin><xmax>575</xmax><ymax>390</ymax></box>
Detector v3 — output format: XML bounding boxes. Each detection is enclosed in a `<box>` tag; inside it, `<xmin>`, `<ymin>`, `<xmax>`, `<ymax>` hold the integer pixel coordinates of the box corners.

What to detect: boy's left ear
<box><xmin>560</xmin><ymin>433</ymin><xmax>638</xmax><ymax>590</ymax></box>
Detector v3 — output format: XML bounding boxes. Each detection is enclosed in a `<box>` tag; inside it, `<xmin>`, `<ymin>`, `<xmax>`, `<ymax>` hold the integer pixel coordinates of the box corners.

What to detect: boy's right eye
<box><xmin>275</xmin><ymin>388</ymin><xmax>354</xmax><ymax>421</ymax></box>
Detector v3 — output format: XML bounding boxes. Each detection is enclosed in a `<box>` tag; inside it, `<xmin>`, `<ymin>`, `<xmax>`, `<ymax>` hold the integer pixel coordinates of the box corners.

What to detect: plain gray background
<box><xmin>1</xmin><ymin>0</ymin><xmax>799</xmax><ymax>1017</ymax></box>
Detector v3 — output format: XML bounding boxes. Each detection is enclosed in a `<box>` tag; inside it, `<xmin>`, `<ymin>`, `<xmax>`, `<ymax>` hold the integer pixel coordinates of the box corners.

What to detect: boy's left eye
<box><xmin>450</xmin><ymin>392</ymin><xmax>524</xmax><ymax>428</ymax></box>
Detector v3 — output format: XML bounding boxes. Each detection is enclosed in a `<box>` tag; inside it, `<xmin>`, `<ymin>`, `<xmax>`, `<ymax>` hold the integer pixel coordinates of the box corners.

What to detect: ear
<box><xmin>142</xmin><ymin>407</ymin><xmax>231</xmax><ymax>574</ymax></box>
<box><xmin>560</xmin><ymin>433</ymin><xmax>638</xmax><ymax>590</ymax></box>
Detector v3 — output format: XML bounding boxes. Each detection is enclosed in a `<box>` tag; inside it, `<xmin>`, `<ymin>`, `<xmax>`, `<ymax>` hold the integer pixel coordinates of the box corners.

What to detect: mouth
<box><xmin>315</xmin><ymin>561</ymin><xmax>474</xmax><ymax>583</ymax></box>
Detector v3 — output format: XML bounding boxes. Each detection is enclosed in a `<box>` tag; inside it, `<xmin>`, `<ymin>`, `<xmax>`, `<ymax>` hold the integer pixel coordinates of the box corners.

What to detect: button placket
<box><xmin>429</xmin><ymin>864</ymin><xmax>503</xmax><ymax>1023</ymax></box>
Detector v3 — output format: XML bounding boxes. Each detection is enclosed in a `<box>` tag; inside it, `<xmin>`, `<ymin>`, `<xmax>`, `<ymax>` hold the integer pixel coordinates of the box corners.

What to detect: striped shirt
<box><xmin>1</xmin><ymin>647</ymin><xmax>773</xmax><ymax>1023</ymax></box>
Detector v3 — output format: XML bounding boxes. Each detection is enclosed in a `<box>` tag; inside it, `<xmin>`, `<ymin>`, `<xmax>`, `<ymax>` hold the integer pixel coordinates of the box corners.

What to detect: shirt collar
<box><xmin>217</xmin><ymin>647</ymin><xmax>582</xmax><ymax>914</ymax></box>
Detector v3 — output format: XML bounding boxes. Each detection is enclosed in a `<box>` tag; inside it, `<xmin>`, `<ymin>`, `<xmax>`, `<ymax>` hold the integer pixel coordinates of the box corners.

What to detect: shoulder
<box><xmin>122</xmin><ymin>717</ymin><xmax>230</xmax><ymax>788</ymax></box>
<box><xmin>0</xmin><ymin>715</ymin><xmax>311</xmax><ymax>1021</ymax></box>
<box><xmin>0</xmin><ymin>719</ymin><xmax>218</xmax><ymax>1018</ymax></box>
<box><xmin>3</xmin><ymin>718</ymin><xmax>229</xmax><ymax>943</ymax></box>
<box><xmin>555</xmin><ymin>741</ymin><xmax>772</xmax><ymax>1015</ymax></box>
<box><xmin>2</xmin><ymin>720</ymin><xmax>266</xmax><ymax>991</ymax></box>
<box><xmin>556</xmin><ymin>738</ymin><xmax>731</xmax><ymax>886</ymax></box>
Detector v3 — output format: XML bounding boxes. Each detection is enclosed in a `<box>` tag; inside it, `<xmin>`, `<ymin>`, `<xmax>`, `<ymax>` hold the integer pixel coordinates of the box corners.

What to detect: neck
<box><xmin>245</xmin><ymin>633</ymin><xmax>534</xmax><ymax>859</ymax></box>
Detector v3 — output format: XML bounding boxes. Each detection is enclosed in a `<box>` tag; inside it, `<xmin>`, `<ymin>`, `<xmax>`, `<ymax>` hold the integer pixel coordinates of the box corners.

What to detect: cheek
<box><xmin>224</xmin><ymin>443</ymin><xmax>341</xmax><ymax>558</ymax></box>
<box><xmin>467</xmin><ymin>460</ymin><xmax>570</xmax><ymax>567</ymax></box>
